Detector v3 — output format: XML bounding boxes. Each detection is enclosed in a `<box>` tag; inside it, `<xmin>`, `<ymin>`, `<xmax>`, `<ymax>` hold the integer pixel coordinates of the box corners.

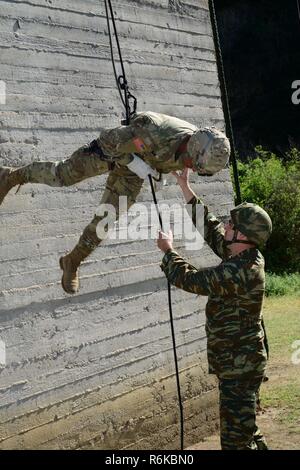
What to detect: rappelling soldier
<box><xmin>0</xmin><ymin>111</ymin><xmax>230</xmax><ymax>294</ymax></box>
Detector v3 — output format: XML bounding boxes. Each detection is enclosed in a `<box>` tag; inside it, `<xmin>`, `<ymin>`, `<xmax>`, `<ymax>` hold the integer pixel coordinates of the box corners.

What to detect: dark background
<box><xmin>213</xmin><ymin>0</ymin><xmax>300</xmax><ymax>158</ymax></box>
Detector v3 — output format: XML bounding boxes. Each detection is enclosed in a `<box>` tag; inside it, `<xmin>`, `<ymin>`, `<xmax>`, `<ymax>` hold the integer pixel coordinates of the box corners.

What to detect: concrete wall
<box><xmin>0</xmin><ymin>0</ymin><xmax>234</xmax><ymax>449</ymax></box>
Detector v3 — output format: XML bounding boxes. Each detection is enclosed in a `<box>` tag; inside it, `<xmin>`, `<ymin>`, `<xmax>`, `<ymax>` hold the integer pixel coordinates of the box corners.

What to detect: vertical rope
<box><xmin>209</xmin><ymin>1</ymin><xmax>269</xmax><ymax>359</ymax></box>
<box><xmin>209</xmin><ymin>0</ymin><xmax>242</xmax><ymax>205</ymax></box>
<box><xmin>148</xmin><ymin>176</ymin><xmax>184</xmax><ymax>450</ymax></box>
<box><xmin>104</xmin><ymin>0</ymin><xmax>184</xmax><ymax>450</ymax></box>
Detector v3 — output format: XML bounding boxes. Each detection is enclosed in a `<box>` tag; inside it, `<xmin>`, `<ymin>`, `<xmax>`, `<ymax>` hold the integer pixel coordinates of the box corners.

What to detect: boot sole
<box><xmin>59</xmin><ymin>256</ymin><xmax>79</xmax><ymax>294</ymax></box>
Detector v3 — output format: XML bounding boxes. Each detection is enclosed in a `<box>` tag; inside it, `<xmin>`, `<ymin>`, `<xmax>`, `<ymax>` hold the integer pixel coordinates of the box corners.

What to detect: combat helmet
<box><xmin>230</xmin><ymin>202</ymin><xmax>272</xmax><ymax>246</ymax></box>
<box><xmin>187</xmin><ymin>127</ymin><xmax>231</xmax><ymax>175</ymax></box>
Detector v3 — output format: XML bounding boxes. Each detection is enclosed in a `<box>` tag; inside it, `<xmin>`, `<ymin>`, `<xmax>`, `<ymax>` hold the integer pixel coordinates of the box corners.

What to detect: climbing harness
<box><xmin>104</xmin><ymin>0</ymin><xmax>184</xmax><ymax>450</ymax></box>
<box><xmin>209</xmin><ymin>0</ymin><xmax>269</xmax><ymax>358</ymax></box>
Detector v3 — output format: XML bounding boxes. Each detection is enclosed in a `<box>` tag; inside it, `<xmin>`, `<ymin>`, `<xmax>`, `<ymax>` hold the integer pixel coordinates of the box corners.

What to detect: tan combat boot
<box><xmin>59</xmin><ymin>231</ymin><xmax>99</xmax><ymax>294</ymax></box>
<box><xmin>59</xmin><ymin>245</ymin><xmax>87</xmax><ymax>294</ymax></box>
<box><xmin>0</xmin><ymin>167</ymin><xmax>26</xmax><ymax>205</ymax></box>
<box><xmin>60</xmin><ymin>217</ymin><xmax>102</xmax><ymax>294</ymax></box>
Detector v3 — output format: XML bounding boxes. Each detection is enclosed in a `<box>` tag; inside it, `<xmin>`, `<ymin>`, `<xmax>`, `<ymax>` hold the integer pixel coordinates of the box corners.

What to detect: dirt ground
<box><xmin>187</xmin><ymin>407</ymin><xmax>299</xmax><ymax>450</ymax></box>
<box><xmin>187</xmin><ymin>364</ymin><xmax>300</xmax><ymax>450</ymax></box>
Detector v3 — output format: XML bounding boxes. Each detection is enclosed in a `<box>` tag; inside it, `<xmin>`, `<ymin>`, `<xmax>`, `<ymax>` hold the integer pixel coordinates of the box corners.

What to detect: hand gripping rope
<box><xmin>104</xmin><ymin>0</ymin><xmax>184</xmax><ymax>450</ymax></box>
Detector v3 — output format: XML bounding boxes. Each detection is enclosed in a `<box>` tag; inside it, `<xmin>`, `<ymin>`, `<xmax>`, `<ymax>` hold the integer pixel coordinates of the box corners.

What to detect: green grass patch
<box><xmin>261</xmin><ymin>296</ymin><xmax>300</xmax><ymax>428</ymax></box>
<box><xmin>265</xmin><ymin>272</ymin><xmax>300</xmax><ymax>297</ymax></box>
<box><xmin>262</xmin><ymin>381</ymin><xmax>300</xmax><ymax>427</ymax></box>
<box><xmin>263</xmin><ymin>296</ymin><xmax>300</xmax><ymax>359</ymax></box>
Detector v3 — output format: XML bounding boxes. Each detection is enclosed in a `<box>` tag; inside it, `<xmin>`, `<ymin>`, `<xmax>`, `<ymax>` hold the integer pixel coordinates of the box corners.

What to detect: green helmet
<box><xmin>187</xmin><ymin>127</ymin><xmax>231</xmax><ymax>175</ymax></box>
<box><xmin>230</xmin><ymin>202</ymin><xmax>272</xmax><ymax>246</ymax></box>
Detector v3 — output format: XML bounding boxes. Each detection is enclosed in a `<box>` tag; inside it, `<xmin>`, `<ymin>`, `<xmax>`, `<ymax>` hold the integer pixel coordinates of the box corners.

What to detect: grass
<box><xmin>262</xmin><ymin>382</ymin><xmax>300</xmax><ymax>427</ymax></box>
<box><xmin>265</xmin><ymin>272</ymin><xmax>300</xmax><ymax>297</ymax></box>
<box><xmin>261</xmin><ymin>296</ymin><xmax>300</xmax><ymax>429</ymax></box>
<box><xmin>263</xmin><ymin>296</ymin><xmax>300</xmax><ymax>359</ymax></box>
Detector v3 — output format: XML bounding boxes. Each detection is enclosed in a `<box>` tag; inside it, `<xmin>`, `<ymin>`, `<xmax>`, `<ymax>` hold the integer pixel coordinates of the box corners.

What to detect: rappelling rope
<box><xmin>104</xmin><ymin>0</ymin><xmax>137</xmax><ymax>124</ymax></box>
<box><xmin>209</xmin><ymin>0</ymin><xmax>269</xmax><ymax>359</ymax></box>
<box><xmin>148</xmin><ymin>176</ymin><xmax>184</xmax><ymax>451</ymax></box>
<box><xmin>209</xmin><ymin>0</ymin><xmax>241</xmax><ymax>205</ymax></box>
<box><xmin>104</xmin><ymin>0</ymin><xmax>184</xmax><ymax>450</ymax></box>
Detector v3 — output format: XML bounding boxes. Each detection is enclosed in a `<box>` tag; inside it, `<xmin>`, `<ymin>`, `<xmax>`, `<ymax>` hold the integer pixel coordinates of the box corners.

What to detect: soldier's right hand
<box><xmin>172</xmin><ymin>168</ymin><xmax>190</xmax><ymax>188</ymax></box>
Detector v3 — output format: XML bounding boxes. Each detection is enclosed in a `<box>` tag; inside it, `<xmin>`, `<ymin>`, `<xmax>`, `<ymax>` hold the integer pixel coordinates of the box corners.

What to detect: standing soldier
<box><xmin>0</xmin><ymin>111</ymin><xmax>230</xmax><ymax>294</ymax></box>
<box><xmin>157</xmin><ymin>168</ymin><xmax>272</xmax><ymax>450</ymax></box>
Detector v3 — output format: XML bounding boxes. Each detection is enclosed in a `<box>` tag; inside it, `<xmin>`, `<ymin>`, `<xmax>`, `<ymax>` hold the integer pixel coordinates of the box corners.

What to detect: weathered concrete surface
<box><xmin>0</xmin><ymin>0</ymin><xmax>233</xmax><ymax>449</ymax></box>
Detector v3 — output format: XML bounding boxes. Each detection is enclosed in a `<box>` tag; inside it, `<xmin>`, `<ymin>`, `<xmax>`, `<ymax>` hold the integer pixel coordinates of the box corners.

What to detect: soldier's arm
<box><xmin>98</xmin><ymin>123</ymin><xmax>152</xmax><ymax>166</ymax></box>
<box><xmin>160</xmin><ymin>249</ymin><xmax>235</xmax><ymax>296</ymax></box>
<box><xmin>188</xmin><ymin>196</ymin><xmax>228</xmax><ymax>260</ymax></box>
<box><xmin>173</xmin><ymin>170</ymin><xmax>227</xmax><ymax>260</ymax></box>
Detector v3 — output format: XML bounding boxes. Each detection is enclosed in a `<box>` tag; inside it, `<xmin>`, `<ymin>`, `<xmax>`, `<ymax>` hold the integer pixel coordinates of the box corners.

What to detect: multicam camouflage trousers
<box><xmin>218</xmin><ymin>373</ymin><xmax>268</xmax><ymax>450</ymax></box>
<box><xmin>20</xmin><ymin>142</ymin><xmax>144</xmax><ymax>254</ymax></box>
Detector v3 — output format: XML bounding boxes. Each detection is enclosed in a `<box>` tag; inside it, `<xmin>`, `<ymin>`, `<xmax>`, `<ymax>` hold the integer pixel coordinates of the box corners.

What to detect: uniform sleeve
<box><xmin>189</xmin><ymin>196</ymin><xmax>228</xmax><ymax>260</ymax></box>
<box><xmin>98</xmin><ymin>121</ymin><xmax>154</xmax><ymax>166</ymax></box>
<box><xmin>98</xmin><ymin>125</ymin><xmax>137</xmax><ymax>165</ymax></box>
<box><xmin>160</xmin><ymin>249</ymin><xmax>236</xmax><ymax>297</ymax></box>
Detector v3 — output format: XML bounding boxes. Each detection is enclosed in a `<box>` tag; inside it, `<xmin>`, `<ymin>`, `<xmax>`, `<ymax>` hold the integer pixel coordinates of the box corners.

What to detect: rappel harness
<box><xmin>104</xmin><ymin>0</ymin><xmax>184</xmax><ymax>450</ymax></box>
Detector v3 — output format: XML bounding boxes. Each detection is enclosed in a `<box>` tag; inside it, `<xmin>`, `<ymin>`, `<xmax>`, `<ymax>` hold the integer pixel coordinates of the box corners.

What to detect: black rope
<box><xmin>104</xmin><ymin>0</ymin><xmax>137</xmax><ymax>124</ymax></box>
<box><xmin>148</xmin><ymin>176</ymin><xmax>184</xmax><ymax>451</ymax></box>
<box><xmin>209</xmin><ymin>0</ymin><xmax>269</xmax><ymax>359</ymax></box>
<box><xmin>209</xmin><ymin>0</ymin><xmax>241</xmax><ymax>205</ymax></box>
<box><xmin>104</xmin><ymin>0</ymin><xmax>126</xmax><ymax>110</ymax></box>
<box><xmin>104</xmin><ymin>0</ymin><xmax>184</xmax><ymax>450</ymax></box>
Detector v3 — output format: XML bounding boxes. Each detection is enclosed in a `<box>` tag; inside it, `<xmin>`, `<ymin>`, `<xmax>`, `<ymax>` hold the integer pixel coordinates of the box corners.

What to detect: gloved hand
<box><xmin>127</xmin><ymin>154</ymin><xmax>159</xmax><ymax>180</ymax></box>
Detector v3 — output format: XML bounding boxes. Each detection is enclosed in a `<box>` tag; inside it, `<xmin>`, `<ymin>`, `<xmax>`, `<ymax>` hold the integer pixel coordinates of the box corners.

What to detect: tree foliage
<box><xmin>232</xmin><ymin>147</ymin><xmax>300</xmax><ymax>273</ymax></box>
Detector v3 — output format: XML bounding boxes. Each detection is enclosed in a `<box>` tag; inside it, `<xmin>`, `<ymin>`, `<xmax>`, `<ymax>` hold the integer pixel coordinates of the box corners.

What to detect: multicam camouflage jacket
<box><xmin>161</xmin><ymin>196</ymin><xmax>268</xmax><ymax>379</ymax></box>
<box><xmin>98</xmin><ymin>111</ymin><xmax>198</xmax><ymax>173</ymax></box>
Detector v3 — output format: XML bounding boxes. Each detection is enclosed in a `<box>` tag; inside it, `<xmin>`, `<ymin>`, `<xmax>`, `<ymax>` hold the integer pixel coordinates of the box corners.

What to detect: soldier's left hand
<box><xmin>157</xmin><ymin>230</ymin><xmax>174</xmax><ymax>253</ymax></box>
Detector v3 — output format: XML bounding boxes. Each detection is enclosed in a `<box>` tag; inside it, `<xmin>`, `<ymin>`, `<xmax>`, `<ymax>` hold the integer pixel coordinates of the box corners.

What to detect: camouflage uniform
<box><xmin>160</xmin><ymin>196</ymin><xmax>268</xmax><ymax>450</ymax></box>
<box><xmin>12</xmin><ymin>112</ymin><xmax>196</xmax><ymax>253</ymax></box>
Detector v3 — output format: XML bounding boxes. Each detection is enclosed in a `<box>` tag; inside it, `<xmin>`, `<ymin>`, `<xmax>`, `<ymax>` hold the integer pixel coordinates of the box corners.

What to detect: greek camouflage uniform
<box><xmin>160</xmin><ymin>196</ymin><xmax>268</xmax><ymax>450</ymax></box>
<box><xmin>17</xmin><ymin>112</ymin><xmax>196</xmax><ymax>253</ymax></box>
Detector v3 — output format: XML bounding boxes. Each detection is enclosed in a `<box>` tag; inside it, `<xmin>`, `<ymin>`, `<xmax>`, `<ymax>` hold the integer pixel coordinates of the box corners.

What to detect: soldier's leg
<box><xmin>60</xmin><ymin>165</ymin><xmax>144</xmax><ymax>294</ymax></box>
<box><xmin>219</xmin><ymin>374</ymin><xmax>268</xmax><ymax>450</ymax></box>
<box><xmin>0</xmin><ymin>140</ymin><xmax>108</xmax><ymax>205</ymax></box>
<box><xmin>253</xmin><ymin>426</ymin><xmax>269</xmax><ymax>450</ymax></box>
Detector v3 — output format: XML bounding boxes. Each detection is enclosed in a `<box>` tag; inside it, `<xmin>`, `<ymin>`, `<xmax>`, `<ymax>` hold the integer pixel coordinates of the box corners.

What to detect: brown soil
<box><xmin>187</xmin><ymin>407</ymin><xmax>299</xmax><ymax>450</ymax></box>
<box><xmin>187</xmin><ymin>363</ymin><xmax>300</xmax><ymax>450</ymax></box>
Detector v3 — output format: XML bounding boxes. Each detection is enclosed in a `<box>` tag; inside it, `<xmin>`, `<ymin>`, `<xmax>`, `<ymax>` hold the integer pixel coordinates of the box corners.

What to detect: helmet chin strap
<box><xmin>225</xmin><ymin>228</ymin><xmax>254</xmax><ymax>245</ymax></box>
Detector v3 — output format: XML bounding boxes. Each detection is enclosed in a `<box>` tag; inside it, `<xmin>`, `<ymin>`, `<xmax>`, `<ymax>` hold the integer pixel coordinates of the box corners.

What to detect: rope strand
<box><xmin>209</xmin><ymin>0</ymin><xmax>241</xmax><ymax>204</ymax></box>
<box><xmin>104</xmin><ymin>0</ymin><xmax>184</xmax><ymax>450</ymax></box>
<box><xmin>209</xmin><ymin>0</ymin><xmax>269</xmax><ymax>359</ymax></box>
